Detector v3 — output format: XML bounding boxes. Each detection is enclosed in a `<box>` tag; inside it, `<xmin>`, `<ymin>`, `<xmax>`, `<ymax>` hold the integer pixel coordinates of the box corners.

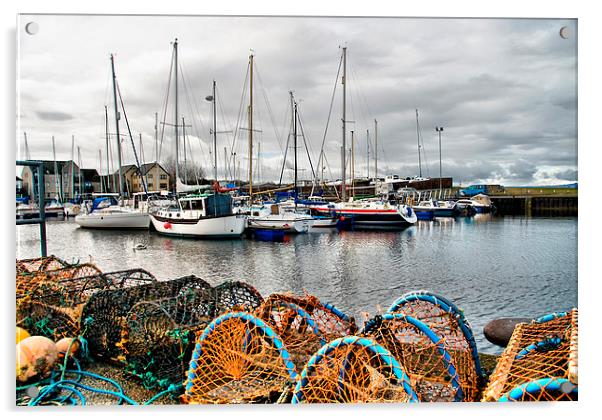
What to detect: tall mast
<box><xmin>248</xmin><ymin>53</ymin><xmax>254</xmax><ymax>197</ymax></box>
<box><xmin>99</xmin><ymin>149</ymin><xmax>103</xmax><ymax>194</ymax></box>
<box><xmin>52</xmin><ymin>136</ymin><xmax>59</xmax><ymax>201</ymax></box>
<box><xmin>416</xmin><ymin>109</ymin><xmax>422</xmax><ymax>178</ymax></box>
<box><xmin>351</xmin><ymin>130</ymin><xmax>355</xmax><ymax>199</ymax></box>
<box><xmin>71</xmin><ymin>135</ymin><xmax>75</xmax><ymax>199</ymax></box>
<box><xmin>374</xmin><ymin>119</ymin><xmax>378</xmax><ymax>179</ymax></box>
<box><xmin>174</xmin><ymin>39</ymin><xmax>179</xmax><ymax>191</ymax></box>
<box><xmin>154</xmin><ymin>112</ymin><xmax>158</xmax><ymax>162</ymax></box>
<box><xmin>293</xmin><ymin>97</ymin><xmax>298</xmax><ymax>208</ymax></box>
<box><xmin>366</xmin><ymin>129</ymin><xmax>370</xmax><ymax>180</ymax></box>
<box><xmin>104</xmin><ymin>106</ymin><xmax>111</xmax><ymax>192</ymax></box>
<box><xmin>212</xmin><ymin>80</ymin><xmax>218</xmax><ymax>181</ymax></box>
<box><xmin>182</xmin><ymin>116</ymin><xmax>187</xmax><ymax>185</ymax></box>
<box><xmin>110</xmin><ymin>53</ymin><xmax>123</xmax><ymax>197</ymax></box>
<box><xmin>341</xmin><ymin>46</ymin><xmax>347</xmax><ymax>201</ymax></box>
<box><xmin>224</xmin><ymin>147</ymin><xmax>227</xmax><ymax>182</ymax></box>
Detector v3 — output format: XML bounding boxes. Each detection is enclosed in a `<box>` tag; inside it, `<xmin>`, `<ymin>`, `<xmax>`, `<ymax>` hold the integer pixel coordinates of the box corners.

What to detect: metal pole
<box><xmin>110</xmin><ymin>54</ymin><xmax>124</xmax><ymax>197</ymax></box>
<box><xmin>294</xmin><ymin>100</ymin><xmax>298</xmax><ymax>207</ymax></box>
<box><xmin>436</xmin><ymin>126</ymin><xmax>444</xmax><ymax>193</ymax></box>
<box><xmin>248</xmin><ymin>54</ymin><xmax>254</xmax><ymax>197</ymax></box>
<box><xmin>105</xmin><ymin>106</ymin><xmax>111</xmax><ymax>193</ymax></box>
<box><xmin>37</xmin><ymin>162</ymin><xmax>47</xmax><ymax>257</ymax></box>
<box><xmin>351</xmin><ymin>130</ymin><xmax>355</xmax><ymax>199</ymax></box>
<box><xmin>374</xmin><ymin>119</ymin><xmax>378</xmax><ymax>180</ymax></box>
<box><xmin>341</xmin><ymin>47</ymin><xmax>347</xmax><ymax>201</ymax></box>
<box><xmin>182</xmin><ymin>117</ymin><xmax>187</xmax><ymax>185</ymax></box>
<box><xmin>99</xmin><ymin>149</ymin><xmax>103</xmax><ymax>193</ymax></box>
<box><xmin>213</xmin><ymin>80</ymin><xmax>218</xmax><ymax>181</ymax></box>
<box><xmin>416</xmin><ymin>109</ymin><xmax>422</xmax><ymax>178</ymax></box>
<box><xmin>366</xmin><ymin>129</ymin><xmax>370</xmax><ymax>180</ymax></box>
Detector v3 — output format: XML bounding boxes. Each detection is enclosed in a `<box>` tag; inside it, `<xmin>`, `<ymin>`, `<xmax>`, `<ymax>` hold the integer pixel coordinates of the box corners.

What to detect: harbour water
<box><xmin>16</xmin><ymin>214</ymin><xmax>577</xmax><ymax>354</ymax></box>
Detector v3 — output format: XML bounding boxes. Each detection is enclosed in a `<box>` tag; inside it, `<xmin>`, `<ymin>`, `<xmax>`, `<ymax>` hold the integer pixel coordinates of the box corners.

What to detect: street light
<box><xmin>435</xmin><ymin>126</ymin><xmax>444</xmax><ymax>194</ymax></box>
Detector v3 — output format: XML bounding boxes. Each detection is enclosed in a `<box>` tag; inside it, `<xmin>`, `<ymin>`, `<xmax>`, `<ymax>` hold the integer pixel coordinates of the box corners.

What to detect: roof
<box><xmin>112</xmin><ymin>162</ymin><xmax>169</xmax><ymax>177</ymax></box>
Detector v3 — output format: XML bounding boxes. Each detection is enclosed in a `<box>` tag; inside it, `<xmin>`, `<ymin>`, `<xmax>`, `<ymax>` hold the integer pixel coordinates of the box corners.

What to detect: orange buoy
<box><xmin>16</xmin><ymin>336</ymin><xmax>58</xmax><ymax>383</ymax></box>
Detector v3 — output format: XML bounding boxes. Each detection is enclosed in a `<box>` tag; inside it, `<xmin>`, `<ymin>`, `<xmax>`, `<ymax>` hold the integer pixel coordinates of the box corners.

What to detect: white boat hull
<box><xmin>150</xmin><ymin>213</ymin><xmax>246</xmax><ymax>238</ymax></box>
<box><xmin>247</xmin><ymin>216</ymin><xmax>314</xmax><ymax>233</ymax></box>
<box><xmin>75</xmin><ymin>211</ymin><xmax>150</xmax><ymax>229</ymax></box>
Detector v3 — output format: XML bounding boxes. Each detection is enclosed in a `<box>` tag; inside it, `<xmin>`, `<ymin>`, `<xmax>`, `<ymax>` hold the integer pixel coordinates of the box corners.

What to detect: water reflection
<box><xmin>16</xmin><ymin>215</ymin><xmax>577</xmax><ymax>353</ymax></box>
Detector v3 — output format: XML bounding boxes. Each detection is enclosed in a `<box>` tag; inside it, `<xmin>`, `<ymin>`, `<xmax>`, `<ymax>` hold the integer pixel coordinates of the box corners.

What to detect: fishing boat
<box><xmin>150</xmin><ymin>193</ymin><xmax>245</xmax><ymax>237</ymax></box>
<box><xmin>75</xmin><ymin>195</ymin><xmax>150</xmax><ymax>229</ymax></box>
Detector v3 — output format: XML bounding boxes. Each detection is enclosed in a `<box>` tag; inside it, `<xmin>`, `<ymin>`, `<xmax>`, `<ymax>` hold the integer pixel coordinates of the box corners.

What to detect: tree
<box><xmin>161</xmin><ymin>154</ymin><xmax>207</xmax><ymax>185</ymax></box>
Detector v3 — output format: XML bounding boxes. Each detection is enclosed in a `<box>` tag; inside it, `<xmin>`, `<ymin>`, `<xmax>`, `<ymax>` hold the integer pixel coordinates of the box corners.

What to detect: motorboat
<box><xmin>150</xmin><ymin>193</ymin><xmax>246</xmax><ymax>238</ymax></box>
<box><xmin>246</xmin><ymin>203</ymin><xmax>314</xmax><ymax>233</ymax></box>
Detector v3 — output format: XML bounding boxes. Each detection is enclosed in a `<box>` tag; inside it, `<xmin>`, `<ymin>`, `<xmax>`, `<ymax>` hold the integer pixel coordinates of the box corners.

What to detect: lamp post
<box><xmin>435</xmin><ymin>126</ymin><xmax>444</xmax><ymax>194</ymax></box>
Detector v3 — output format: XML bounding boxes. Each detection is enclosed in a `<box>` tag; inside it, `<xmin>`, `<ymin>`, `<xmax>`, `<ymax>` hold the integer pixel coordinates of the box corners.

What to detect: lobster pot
<box><xmin>214</xmin><ymin>281</ymin><xmax>264</xmax><ymax>314</ymax></box>
<box><xmin>482</xmin><ymin>309</ymin><xmax>578</xmax><ymax>402</ymax></box>
<box><xmin>120</xmin><ymin>287</ymin><xmax>216</xmax><ymax>390</ymax></box>
<box><xmin>16</xmin><ymin>268</ymin><xmax>150</xmax><ymax>341</ymax></box>
<box><xmin>256</xmin><ymin>297</ymin><xmax>326</xmax><ymax>370</ymax></box>
<box><xmin>387</xmin><ymin>291</ymin><xmax>482</xmax><ymax>401</ymax></box>
<box><xmin>183</xmin><ymin>312</ymin><xmax>298</xmax><ymax>404</ymax></box>
<box><xmin>257</xmin><ymin>293</ymin><xmax>357</xmax><ymax>343</ymax></box>
<box><xmin>16</xmin><ymin>263</ymin><xmax>102</xmax><ymax>303</ymax></box>
<box><xmin>16</xmin><ymin>255</ymin><xmax>70</xmax><ymax>275</ymax></box>
<box><xmin>291</xmin><ymin>336</ymin><xmax>419</xmax><ymax>404</ymax></box>
<box><xmin>362</xmin><ymin>314</ymin><xmax>464</xmax><ymax>401</ymax></box>
<box><xmin>81</xmin><ymin>275</ymin><xmax>211</xmax><ymax>362</ymax></box>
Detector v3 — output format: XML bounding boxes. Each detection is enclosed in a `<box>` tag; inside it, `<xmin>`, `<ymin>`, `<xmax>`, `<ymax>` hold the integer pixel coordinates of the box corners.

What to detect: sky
<box><xmin>17</xmin><ymin>15</ymin><xmax>577</xmax><ymax>186</ymax></box>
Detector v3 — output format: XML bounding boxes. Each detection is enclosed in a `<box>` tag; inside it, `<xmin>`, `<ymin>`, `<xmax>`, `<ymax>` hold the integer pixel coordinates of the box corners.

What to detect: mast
<box><xmin>99</xmin><ymin>149</ymin><xmax>103</xmax><ymax>194</ymax></box>
<box><xmin>154</xmin><ymin>112</ymin><xmax>158</xmax><ymax>163</ymax></box>
<box><xmin>51</xmin><ymin>136</ymin><xmax>59</xmax><ymax>201</ymax></box>
<box><xmin>182</xmin><ymin>116</ymin><xmax>187</xmax><ymax>185</ymax></box>
<box><xmin>174</xmin><ymin>39</ymin><xmax>179</xmax><ymax>191</ymax></box>
<box><xmin>70</xmin><ymin>135</ymin><xmax>75</xmax><ymax>199</ymax></box>
<box><xmin>110</xmin><ymin>54</ymin><xmax>123</xmax><ymax>197</ymax></box>
<box><xmin>374</xmin><ymin>119</ymin><xmax>378</xmax><ymax>180</ymax></box>
<box><xmin>351</xmin><ymin>130</ymin><xmax>355</xmax><ymax>199</ymax></box>
<box><xmin>416</xmin><ymin>109</ymin><xmax>422</xmax><ymax>178</ymax></box>
<box><xmin>248</xmin><ymin>53</ymin><xmax>254</xmax><ymax>197</ymax></box>
<box><xmin>77</xmin><ymin>146</ymin><xmax>82</xmax><ymax>196</ymax></box>
<box><xmin>293</xmin><ymin>97</ymin><xmax>298</xmax><ymax>208</ymax></box>
<box><xmin>223</xmin><ymin>147</ymin><xmax>227</xmax><ymax>182</ymax></box>
<box><xmin>104</xmin><ymin>106</ymin><xmax>111</xmax><ymax>193</ymax></box>
<box><xmin>341</xmin><ymin>46</ymin><xmax>347</xmax><ymax>201</ymax></box>
<box><xmin>23</xmin><ymin>132</ymin><xmax>31</xmax><ymax>160</ymax></box>
<box><xmin>212</xmin><ymin>80</ymin><xmax>218</xmax><ymax>181</ymax></box>
<box><xmin>366</xmin><ymin>129</ymin><xmax>370</xmax><ymax>180</ymax></box>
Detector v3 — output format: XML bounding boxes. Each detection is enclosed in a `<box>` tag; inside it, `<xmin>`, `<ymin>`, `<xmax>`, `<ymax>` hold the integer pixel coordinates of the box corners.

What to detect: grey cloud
<box><xmin>35</xmin><ymin>111</ymin><xmax>74</xmax><ymax>121</ymax></box>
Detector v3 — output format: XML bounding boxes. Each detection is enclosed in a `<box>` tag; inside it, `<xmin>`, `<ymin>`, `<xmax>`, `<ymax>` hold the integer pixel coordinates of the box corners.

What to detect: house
<box><xmin>20</xmin><ymin>160</ymin><xmax>101</xmax><ymax>201</ymax></box>
<box><xmin>112</xmin><ymin>162</ymin><xmax>172</xmax><ymax>194</ymax></box>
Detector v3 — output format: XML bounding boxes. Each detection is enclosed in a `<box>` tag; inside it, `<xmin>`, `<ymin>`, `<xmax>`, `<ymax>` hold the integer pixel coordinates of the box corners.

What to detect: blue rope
<box><xmin>499</xmin><ymin>378</ymin><xmax>577</xmax><ymax>402</ymax></box>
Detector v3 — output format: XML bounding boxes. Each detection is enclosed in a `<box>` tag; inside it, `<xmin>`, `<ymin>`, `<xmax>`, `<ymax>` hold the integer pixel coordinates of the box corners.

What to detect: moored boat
<box><xmin>311</xmin><ymin>199</ymin><xmax>417</xmax><ymax>230</ymax></box>
<box><xmin>75</xmin><ymin>196</ymin><xmax>150</xmax><ymax>229</ymax></box>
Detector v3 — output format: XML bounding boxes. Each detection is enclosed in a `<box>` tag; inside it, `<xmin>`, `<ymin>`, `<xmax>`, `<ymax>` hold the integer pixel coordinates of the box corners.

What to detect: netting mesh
<box><xmin>362</xmin><ymin>314</ymin><xmax>463</xmax><ymax>401</ymax></box>
<box><xmin>387</xmin><ymin>291</ymin><xmax>482</xmax><ymax>401</ymax></box>
<box><xmin>292</xmin><ymin>336</ymin><xmax>419</xmax><ymax>404</ymax></box>
<box><xmin>256</xmin><ymin>293</ymin><xmax>357</xmax><ymax>342</ymax></box>
<box><xmin>482</xmin><ymin>309</ymin><xmax>578</xmax><ymax>402</ymax></box>
<box><xmin>16</xmin><ymin>255</ymin><xmax>70</xmax><ymax>275</ymax></box>
<box><xmin>82</xmin><ymin>275</ymin><xmax>207</xmax><ymax>362</ymax></box>
<box><xmin>17</xmin><ymin>268</ymin><xmax>154</xmax><ymax>341</ymax></box>
<box><xmin>120</xmin><ymin>286</ymin><xmax>216</xmax><ymax>389</ymax></box>
<box><xmin>214</xmin><ymin>281</ymin><xmax>264</xmax><ymax>314</ymax></box>
<box><xmin>183</xmin><ymin>312</ymin><xmax>298</xmax><ymax>404</ymax></box>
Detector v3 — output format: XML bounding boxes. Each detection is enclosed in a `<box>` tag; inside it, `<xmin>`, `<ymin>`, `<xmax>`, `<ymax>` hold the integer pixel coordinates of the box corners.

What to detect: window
<box><xmin>160</xmin><ymin>174</ymin><xmax>167</xmax><ymax>180</ymax></box>
<box><xmin>148</xmin><ymin>183</ymin><xmax>154</xmax><ymax>188</ymax></box>
<box><xmin>160</xmin><ymin>183</ymin><xmax>167</xmax><ymax>189</ymax></box>
<box><xmin>148</xmin><ymin>174</ymin><xmax>153</xmax><ymax>179</ymax></box>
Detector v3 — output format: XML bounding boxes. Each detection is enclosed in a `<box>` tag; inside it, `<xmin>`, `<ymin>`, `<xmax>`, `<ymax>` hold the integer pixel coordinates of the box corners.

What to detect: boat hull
<box><xmin>312</xmin><ymin>206</ymin><xmax>416</xmax><ymax>230</ymax></box>
<box><xmin>150</xmin><ymin>213</ymin><xmax>246</xmax><ymax>238</ymax></box>
<box><xmin>247</xmin><ymin>217</ymin><xmax>313</xmax><ymax>233</ymax></box>
<box><xmin>75</xmin><ymin>212</ymin><xmax>150</xmax><ymax>229</ymax></box>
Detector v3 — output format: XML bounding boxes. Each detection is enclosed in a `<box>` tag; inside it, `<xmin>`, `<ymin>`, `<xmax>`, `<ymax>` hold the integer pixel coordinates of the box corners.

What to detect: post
<box><xmin>110</xmin><ymin>54</ymin><xmax>124</xmax><ymax>197</ymax></box>
<box><xmin>341</xmin><ymin>47</ymin><xmax>347</xmax><ymax>201</ymax></box>
<box><xmin>436</xmin><ymin>126</ymin><xmax>444</xmax><ymax>193</ymax></box>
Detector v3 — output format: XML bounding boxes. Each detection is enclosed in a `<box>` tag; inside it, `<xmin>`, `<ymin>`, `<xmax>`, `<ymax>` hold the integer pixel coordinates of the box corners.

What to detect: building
<box><xmin>20</xmin><ymin>160</ymin><xmax>101</xmax><ymax>201</ymax></box>
<box><xmin>112</xmin><ymin>162</ymin><xmax>172</xmax><ymax>194</ymax></box>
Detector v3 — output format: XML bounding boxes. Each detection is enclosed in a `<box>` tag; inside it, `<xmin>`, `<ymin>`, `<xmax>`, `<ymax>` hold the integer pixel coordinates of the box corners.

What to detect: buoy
<box><xmin>16</xmin><ymin>336</ymin><xmax>58</xmax><ymax>383</ymax></box>
<box><xmin>16</xmin><ymin>327</ymin><xmax>30</xmax><ymax>344</ymax></box>
<box><xmin>483</xmin><ymin>317</ymin><xmax>531</xmax><ymax>347</ymax></box>
<box><xmin>56</xmin><ymin>337</ymin><xmax>80</xmax><ymax>355</ymax></box>
<box><xmin>164</xmin><ymin>222</ymin><xmax>172</xmax><ymax>229</ymax></box>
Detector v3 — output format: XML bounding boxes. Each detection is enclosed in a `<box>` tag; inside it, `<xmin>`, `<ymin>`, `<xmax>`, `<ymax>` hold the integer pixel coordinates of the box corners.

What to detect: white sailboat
<box><xmin>75</xmin><ymin>54</ymin><xmax>150</xmax><ymax>230</ymax></box>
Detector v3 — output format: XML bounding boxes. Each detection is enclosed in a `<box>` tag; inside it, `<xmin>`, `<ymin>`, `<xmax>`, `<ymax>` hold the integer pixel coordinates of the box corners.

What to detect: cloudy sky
<box><xmin>17</xmin><ymin>15</ymin><xmax>577</xmax><ymax>186</ymax></box>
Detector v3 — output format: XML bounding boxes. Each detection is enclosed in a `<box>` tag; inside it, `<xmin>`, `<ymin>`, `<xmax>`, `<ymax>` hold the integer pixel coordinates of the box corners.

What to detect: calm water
<box><xmin>16</xmin><ymin>214</ymin><xmax>577</xmax><ymax>353</ymax></box>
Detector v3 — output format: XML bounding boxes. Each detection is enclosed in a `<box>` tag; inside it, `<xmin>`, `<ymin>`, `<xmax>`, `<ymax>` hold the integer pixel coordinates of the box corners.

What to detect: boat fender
<box><xmin>407</xmin><ymin>207</ymin><xmax>413</xmax><ymax>217</ymax></box>
<box><xmin>163</xmin><ymin>222</ymin><xmax>172</xmax><ymax>230</ymax></box>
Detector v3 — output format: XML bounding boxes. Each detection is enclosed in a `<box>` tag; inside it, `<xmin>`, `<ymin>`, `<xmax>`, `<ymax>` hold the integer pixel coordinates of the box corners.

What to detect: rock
<box><xmin>483</xmin><ymin>317</ymin><xmax>531</xmax><ymax>347</ymax></box>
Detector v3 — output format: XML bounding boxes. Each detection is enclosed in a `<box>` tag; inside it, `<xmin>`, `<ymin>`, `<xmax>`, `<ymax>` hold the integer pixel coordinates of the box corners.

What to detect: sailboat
<box><xmin>149</xmin><ymin>43</ymin><xmax>245</xmax><ymax>238</ymax></box>
<box><xmin>245</xmin><ymin>89</ymin><xmax>314</xmax><ymax>233</ymax></box>
<box><xmin>75</xmin><ymin>54</ymin><xmax>150</xmax><ymax>230</ymax></box>
<box><xmin>310</xmin><ymin>47</ymin><xmax>417</xmax><ymax>230</ymax></box>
